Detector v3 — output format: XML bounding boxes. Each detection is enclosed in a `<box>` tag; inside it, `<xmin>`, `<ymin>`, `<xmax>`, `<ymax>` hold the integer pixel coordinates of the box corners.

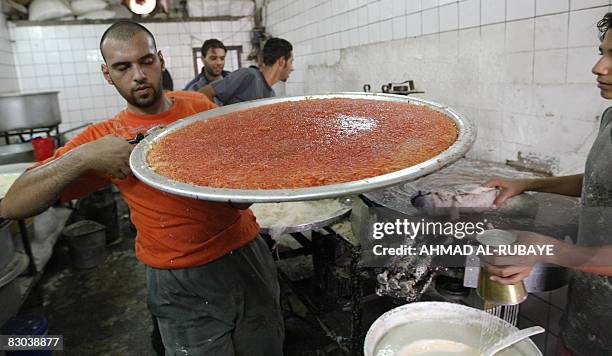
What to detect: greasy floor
<box><xmin>18</xmin><ymin>198</ymin><xmax>343</xmax><ymax>356</ymax></box>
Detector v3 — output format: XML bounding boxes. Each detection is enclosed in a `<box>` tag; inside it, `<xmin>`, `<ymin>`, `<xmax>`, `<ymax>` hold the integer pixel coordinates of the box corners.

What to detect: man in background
<box><xmin>199</xmin><ymin>37</ymin><xmax>293</xmax><ymax>105</ymax></box>
<box><xmin>184</xmin><ymin>38</ymin><xmax>230</xmax><ymax>91</ymax></box>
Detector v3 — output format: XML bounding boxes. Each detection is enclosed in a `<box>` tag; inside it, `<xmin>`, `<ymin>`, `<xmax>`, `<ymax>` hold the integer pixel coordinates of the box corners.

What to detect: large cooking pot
<box><xmin>364</xmin><ymin>301</ymin><xmax>542</xmax><ymax>355</ymax></box>
<box><xmin>0</xmin><ymin>91</ymin><xmax>61</xmax><ymax>132</ymax></box>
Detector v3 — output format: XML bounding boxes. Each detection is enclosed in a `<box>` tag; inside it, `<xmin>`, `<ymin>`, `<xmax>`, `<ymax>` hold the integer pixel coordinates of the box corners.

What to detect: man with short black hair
<box><xmin>485</xmin><ymin>12</ymin><xmax>612</xmax><ymax>355</ymax></box>
<box><xmin>184</xmin><ymin>38</ymin><xmax>230</xmax><ymax>91</ymax></box>
<box><xmin>199</xmin><ymin>37</ymin><xmax>293</xmax><ymax>105</ymax></box>
<box><xmin>1</xmin><ymin>20</ymin><xmax>283</xmax><ymax>356</ymax></box>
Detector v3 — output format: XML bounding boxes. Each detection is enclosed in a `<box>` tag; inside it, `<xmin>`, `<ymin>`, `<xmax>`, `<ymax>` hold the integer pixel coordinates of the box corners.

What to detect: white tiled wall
<box><xmin>7</xmin><ymin>18</ymin><xmax>253</xmax><ymax>132</ymax></box>
<box><xmin>0</xmin><ymin>14</ymin><xmax>19</xmax><ymax>94</ymax></box>
<box><xmin>265</xmin><ymin>0</ymin><xmax>612</xmax><ymax>175</ymax></box>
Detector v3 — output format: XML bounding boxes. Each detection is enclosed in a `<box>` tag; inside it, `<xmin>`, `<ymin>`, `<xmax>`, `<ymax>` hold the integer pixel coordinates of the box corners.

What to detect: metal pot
<box><xmin>364</xmin><ymin>301</ymin><xmax>542</xmax><ymax>356</ymax></box>
<box><xmin>0</xmin><ymin>91</ymin><xmax>61</xmax><ymax>131</ymax></box>
<box><xmin>524</xmin><ymin>263</ymin><xmax>569</xmax><ymax>292</ymax></box>
<box><xmin>465</xmin><ymin>258</ymin><xmax>569</xmax><ymax>293</ymax></box>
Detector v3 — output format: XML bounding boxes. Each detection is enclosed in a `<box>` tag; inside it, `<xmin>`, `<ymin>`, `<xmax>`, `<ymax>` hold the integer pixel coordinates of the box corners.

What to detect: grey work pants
<box><xmin>146</xmin><ymin>236</ymin><xmax>284</xmax><ymax>356</ymax></box>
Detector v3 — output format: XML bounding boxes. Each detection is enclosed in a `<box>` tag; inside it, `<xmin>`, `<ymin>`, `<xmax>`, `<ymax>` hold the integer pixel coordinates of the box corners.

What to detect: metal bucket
<box><xmin>364</xmin><ymin>301</ymin><xmax>542</xmax><ymax>356</ymax></box>
<box><xmin>76</xmin><ymin>186</ymin><xmax>119</xmax><ymax>244</ymax></box>
<box><xmin>63</xmin><ymin>220</ymin><xmax>106</xmax><ymax>269</ymax></box>
<box><xmin>0</xmin><ymin>91</ymin><xmax>61</xmax><ymax>132</ymax></box>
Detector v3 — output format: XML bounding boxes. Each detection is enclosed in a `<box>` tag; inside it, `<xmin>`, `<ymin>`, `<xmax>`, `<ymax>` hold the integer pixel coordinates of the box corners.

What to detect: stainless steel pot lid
<box><xmin>130</xmin><ymin>93</ymin><xmax>477</xmax><ymax>203</ymax></box>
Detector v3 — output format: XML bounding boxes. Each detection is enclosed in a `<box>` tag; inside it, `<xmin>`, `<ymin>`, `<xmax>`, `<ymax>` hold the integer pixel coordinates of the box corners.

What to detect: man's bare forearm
<box><xmin>524</xmin><ymin>174</ymin><xmax>583</xmax><ymax>197</ymax></box>
<box><xmin>1</xmin><ymin>148</ymin><xmax>89</xmax><ymax>219</ymax></box>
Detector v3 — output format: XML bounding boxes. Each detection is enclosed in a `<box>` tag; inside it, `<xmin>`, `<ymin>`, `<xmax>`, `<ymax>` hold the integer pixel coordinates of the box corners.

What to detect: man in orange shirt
<box><xmin>0</xmin><ymin>20</ymin><xmax>283</xmax><ymax>356</ymax></box>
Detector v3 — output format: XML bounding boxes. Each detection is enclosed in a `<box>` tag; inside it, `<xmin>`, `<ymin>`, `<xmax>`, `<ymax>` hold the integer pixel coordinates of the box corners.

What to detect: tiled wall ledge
<box><xmin>11</xmin><ymin>16</ymin><xmax>249</xmax><ymax>27</ymax></box>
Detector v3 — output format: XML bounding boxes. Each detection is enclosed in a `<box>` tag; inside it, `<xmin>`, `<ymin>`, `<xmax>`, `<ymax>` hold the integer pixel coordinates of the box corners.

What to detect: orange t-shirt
<box><xmin>166</xmin><ymin>90</ymin><xmax>209</xmax><ymax>100</ymax></box>
<box><xmin>37</xmin><ymin>93</ymin><xmax>260</xmax><ymax>268</ymax></box>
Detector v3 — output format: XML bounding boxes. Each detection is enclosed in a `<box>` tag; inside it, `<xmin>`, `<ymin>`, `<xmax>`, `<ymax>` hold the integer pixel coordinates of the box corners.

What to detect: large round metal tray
<box><xmin>130</xmin><ymin>93</ymin><xmax>476</xmax><ymax>203</ymax></box>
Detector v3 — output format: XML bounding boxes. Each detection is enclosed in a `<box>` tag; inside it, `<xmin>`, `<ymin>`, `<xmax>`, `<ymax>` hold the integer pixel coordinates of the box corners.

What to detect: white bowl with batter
<box><xmin>365</xmin><ymin>301</ymin><xmax>542</xmax><ymax>356</ymax></box>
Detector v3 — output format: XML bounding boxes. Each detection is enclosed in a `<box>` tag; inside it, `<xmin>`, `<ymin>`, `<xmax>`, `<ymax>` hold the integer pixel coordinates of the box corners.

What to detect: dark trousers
<box><xmin>151</xmin><ymin>315</ymin><xmax>165</xmax><ymax>356</ymax></box>
<box><xmin>147</xmin><ymin>236</ymin><xmax>284</xmax><ymax>356</ymax></box>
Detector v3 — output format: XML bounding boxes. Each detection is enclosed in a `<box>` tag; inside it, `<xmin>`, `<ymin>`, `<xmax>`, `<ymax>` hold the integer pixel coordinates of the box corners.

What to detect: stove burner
<box><xmin>435</xmin><ymin>275</ymin><xmax>470</xmax><ymax>299</ymax></box>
